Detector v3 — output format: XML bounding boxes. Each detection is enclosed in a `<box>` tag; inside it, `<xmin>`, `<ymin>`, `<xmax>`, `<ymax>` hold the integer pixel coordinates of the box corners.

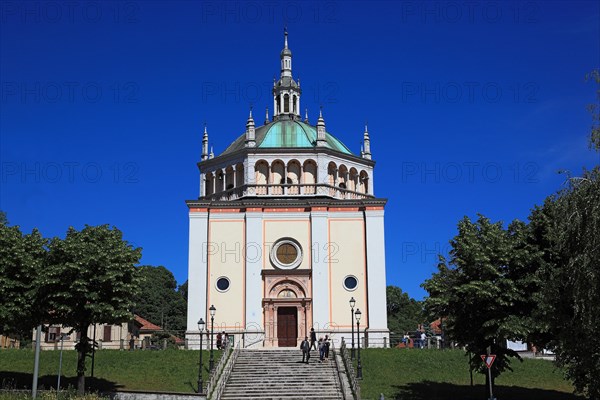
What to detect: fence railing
<box><xmin>203</xmin><ymin>183</ymin><xmax>374</xmax><ymax>201</ymax></box>
<box><xmin>206</xmin><ymin>344</ymin><xmax>232</xmax><ymax>397</ymax></box>
<box><xmin>387</xmin><ymin>334</ymin><xmax>448</xmax><ymax>349</ymax></box>
<box><xmin>211</xmin><ymin>341</ymin><xmax>241</xmax><ymax>400</ymax></box>
<box><xmin>340</xmin><ymin>338</ymin><xmax>360</xmax><ymax>400</ymax></box>
<box><xmin>330</xmin><ymin>339</ymin><xmax>349</xmax><ymax>400</ymax></box>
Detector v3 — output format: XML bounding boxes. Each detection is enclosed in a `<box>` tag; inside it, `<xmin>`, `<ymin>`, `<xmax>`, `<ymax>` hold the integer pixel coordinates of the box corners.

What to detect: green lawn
<box><xmin>358</xmin><ymin>348</ymin><xmax>581</xmax><ymax>400</ymax></box>
<box><xmin>0</xmin><ymin>349</ymin><xmax>221</xmax><ymax>393</ymax></box>
<box><xmin>1</xmin><ymin>348</ymin><xmax>581</xmax><ymax>399</ymax></box>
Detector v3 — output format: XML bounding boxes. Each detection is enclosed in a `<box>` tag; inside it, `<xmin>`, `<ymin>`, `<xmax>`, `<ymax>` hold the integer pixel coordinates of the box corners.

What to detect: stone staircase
<box><xmin>220</xmin><ymin>348</ymin><xmax>343</xmax><ymax>400</ymax></box>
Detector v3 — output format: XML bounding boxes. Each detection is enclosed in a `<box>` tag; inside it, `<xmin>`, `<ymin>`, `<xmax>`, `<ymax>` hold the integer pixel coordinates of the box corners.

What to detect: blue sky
<box><xmin>1</xmin><ymin>0</ymin><xmax>599</xmax><ymax>300</ymax></box>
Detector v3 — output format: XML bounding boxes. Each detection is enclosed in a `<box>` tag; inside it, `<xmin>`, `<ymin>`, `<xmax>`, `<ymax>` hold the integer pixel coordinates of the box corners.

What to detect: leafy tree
<box><xmin>532</xmin><ymin>169</ymin><xmax>600</xmax><ymax>398</ymax></box>
<box><xmin>422</xmin><ymin>215</ymin><xmax>539</xmax><ymax>398</ymax></box>
<box><xmin>585</xmin><ymin>69</ymin><xmax>599</xmax><ymax>150</ymax></box>
<box><xmin>0</xmin><ymin>224</ymin><xmax>47</xmax><ymax>338</ymax></box>
<box><xmin>133</xmin><ymin>266</ymin><xmax>187</xmax><ymax>333</ymax></box>
<box><xmin>0</xmin><ymin>210</ymin><xmax>8</xmax><ymax>225</ymax></box>
<box><xmin>386</xmin><ymin>286</ymin><xmax>423</xmax><ymax>335</ymax></box>
<box><xmin>178</xmin><ymin>279</ymin><xmax>188</xmax><ymax>302</ymax></box>
<box><xmin>45</xmin><ymin>225</ymin><xmax>141</xmax><ymax>395</ymax></box>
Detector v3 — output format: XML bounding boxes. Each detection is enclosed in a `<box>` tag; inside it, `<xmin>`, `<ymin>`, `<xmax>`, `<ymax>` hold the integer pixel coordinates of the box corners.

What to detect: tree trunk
<box><xmin>76</xmin><ymin>326</ymin><xmax>89</xmax><ymax>395</ymax></box>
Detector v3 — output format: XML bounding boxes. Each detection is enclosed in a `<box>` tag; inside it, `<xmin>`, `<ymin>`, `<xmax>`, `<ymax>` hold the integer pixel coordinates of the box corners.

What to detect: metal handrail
<box><xmin>340</xmin><ymin>338</ymin><xmax>361</xmax><ymax>400</ymax></box>
<box><xmin>330</xmin><ymin>340</ymin><xmax>348</xmax><ymax>400</ymax></box>
<box><xmin>206</xmin><ymin>344</ymin><xmax>233</xmax><ymax>398</ymax></box>
<box><xmin>211</xmin><ymin>341</ymin><xmax>241</xmax><ymax>400</ymax></box>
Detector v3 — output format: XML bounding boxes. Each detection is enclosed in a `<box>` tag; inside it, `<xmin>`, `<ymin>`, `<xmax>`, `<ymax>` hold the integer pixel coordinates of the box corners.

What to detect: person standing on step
<box><xmin>310</xmin><ymin>328</ymin><xmax>317</xmax><ymax>351</ymax></box>
<box><xmin>324</xmin><ymin>335</ymin><xmax>331</xmax><ymax>361</ymax></box>
<box><xmin>216</xmin><ymin>332</ymin><xmax>222</xmax><ymax>350</ymax></box>
<box><xmin>318</xmin><ymin>338</ymin><xmax>325</xmax><ymax>362</ymax></box>
<box><xmin>300</xmin><ymin>336</ymin><xmax>310</xmax><ymax>363</ymax></box>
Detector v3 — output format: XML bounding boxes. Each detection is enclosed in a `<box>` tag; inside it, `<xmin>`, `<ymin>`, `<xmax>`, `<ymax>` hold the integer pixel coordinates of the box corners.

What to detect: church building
<box><xmin>186</xmin><ymin>31</ymin><xmax>389</xmax><ymax>348</ymax></box>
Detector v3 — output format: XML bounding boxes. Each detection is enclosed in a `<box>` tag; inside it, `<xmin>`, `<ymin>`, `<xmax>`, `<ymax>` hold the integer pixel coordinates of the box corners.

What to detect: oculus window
<box><xmin>270</xmin><ymin>238</ymin><xmax>303</xmax><ymax>269</ymax></box>
<box><xmin>344</xmin><ymin>275</ymin><xmax>358</xmax><ymax>291</ymax></box>
<box><xmin>216</xmin><ymin>277</ymin><xmax>230</xmax><ymax>292</ymax></box>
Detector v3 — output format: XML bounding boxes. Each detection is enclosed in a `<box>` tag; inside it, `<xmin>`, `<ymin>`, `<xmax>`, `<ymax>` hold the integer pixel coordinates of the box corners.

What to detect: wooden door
<box><xmin>277</xmin><ymin>307</ymin><xmax>298</xmax><ymax>347</ymax></box>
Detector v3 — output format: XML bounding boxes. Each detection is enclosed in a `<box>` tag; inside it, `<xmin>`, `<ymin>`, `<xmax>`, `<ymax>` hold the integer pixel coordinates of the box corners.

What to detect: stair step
<box><xmin>220</xmin><ymin>349</ymin><xmax>342</xmax><ymax>399</ymax></box>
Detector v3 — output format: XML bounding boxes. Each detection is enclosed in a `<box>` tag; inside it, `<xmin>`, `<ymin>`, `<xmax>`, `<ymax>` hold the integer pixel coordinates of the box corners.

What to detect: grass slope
<box><xmin>1</xmin><ymin>348</ymin><xmax>580</xmax><ymax>399</ymax></box>
<box><xmin>0</xmin><ymin>349</ymin><xmax>220</xmax><ymax>393</ymax></box>
<box><xmin>358</xmin><ymin>349</ymin><xmax>581</xmax><ymax>400</ymax></box>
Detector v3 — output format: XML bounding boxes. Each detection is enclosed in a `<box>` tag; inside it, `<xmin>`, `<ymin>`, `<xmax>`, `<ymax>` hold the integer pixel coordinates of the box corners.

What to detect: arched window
<box><xmin>302</xmin><ymin>160</ymin><xmax>317</xmax><ymax>194</ymax></box>
<box><xmin>216</xmin><ymin>170</ymin><xmax>225</xmax><ymax>193</ymax></box>
<box><xmin>205</xmin><ymin>172</ymin><xmax>214</xmax><ymax>196</ymax></box>
<box><xmin>327</xmin><ymin>162</ymin><xmax>337</xmax><ymax>186</ymax></box>
<box><xmin>278</xmin><ymin>289</ymin><xmax>297</xmax><ymax>298</ymax></box>
<box><xmin>236</xmin><ymin>163</ymin><xmax>245</xmax><ymax>188</ymax></box>
<box><xmin>225</xmin><ymin>166</ymin><xmax>235</xmax><ymax>190</ymax></box>
<box><xmin>287</xmin><ymin>160</ymin><xmax>301</xmax><ymax>194</ymax></box>
<box><xmin>338</xmin><ymin>165</ymin><xmax>348</xmax><ymax>188</ymax></box>
<box><xmin>284</xmin><ymin>94</ymin><xmax>290</xmax><ymax>113</ymax></box>
<box><xmin>271</xmin><ymin>160</ymin><xmax>285</xmax><ymax>195</ymax></box>
<box><xmin>293</xmin><ymin>95</ymin><xmax>297</xmax><ymax>114</ymax></box>
<box><xmin>255</xmin><ymin>160</ymin><xmax>269</xmax><ymax>195</ymax></box>
<box><xmin>349</xmin><ymin>168</ymin><xmax>358</xmax><ymax>192</ymax></box>
<box><xmin>359</xmin><ymin>171</ymin><xmax>369</xmax><ymax>194</ymax></box>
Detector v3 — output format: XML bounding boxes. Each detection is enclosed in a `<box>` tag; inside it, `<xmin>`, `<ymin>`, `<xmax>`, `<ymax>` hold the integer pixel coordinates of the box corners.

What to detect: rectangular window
<box><xmin>46</xmin><ymin>326</ymin><xmax>60</xmax><ymax>343</ymax></box>
<box><xmin>103</xmin><ymin>325</ymin><xmax>112</xmax><ymax>342</ymax></box>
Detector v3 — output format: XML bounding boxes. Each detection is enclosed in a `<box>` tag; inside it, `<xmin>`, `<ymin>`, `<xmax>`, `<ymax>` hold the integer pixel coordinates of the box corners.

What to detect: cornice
<box><xmin>185</xmin><ymin>197</ymin><xmax>388</xmax><ymax>209</ymax></box>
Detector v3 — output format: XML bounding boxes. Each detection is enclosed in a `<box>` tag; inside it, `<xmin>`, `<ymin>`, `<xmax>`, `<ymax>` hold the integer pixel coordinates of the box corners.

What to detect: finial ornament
<box><xmin>246</xmin><ymin>106</ymin><xmax>256</xmax><ymax>147</ymax></box>
<box><xmin>201</xmin><ymin>122</ymin><xmax>209</xmax><ymax>161</ymax></box>
<box><xmin>362</xmin><ymin>121</ymin><xmax>372</xmax><ymax>160</ymax></box>
<box><xmin>316</xmin><ymin>106</ymin><xmax>326</xmax><ymax>146</ymax></box>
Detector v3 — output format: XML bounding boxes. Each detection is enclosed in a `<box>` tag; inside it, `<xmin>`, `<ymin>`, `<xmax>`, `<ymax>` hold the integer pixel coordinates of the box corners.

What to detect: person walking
<box><xmin>300</xmin><ymin>336</ymin><xmax>311</xmax><ymax>363</ymax></box>
<box><xmin>318</xmin><ymin>338</ymin><xmax>325</xmax><ymax>362</ymax></box>
<box><xmin>324</xmin><ymin>335</ymin><xmax>331</xmax><ymax>361</ymax></box>
<box><xmin>216</xmin><ymin>332</ymin><xmax>222</xmax><ymax>350</ymax></box>
<box><xmin>310</xmin><ymin>328</ymin><xmax>317</xmax><ymax>350</ymax></box>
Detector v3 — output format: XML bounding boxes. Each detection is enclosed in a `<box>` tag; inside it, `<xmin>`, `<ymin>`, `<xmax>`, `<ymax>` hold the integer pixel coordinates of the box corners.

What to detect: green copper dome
<box><xmin>221</xmin><ymin>120</ymin><xmax>353</xmax><ymax>155</ymax></box>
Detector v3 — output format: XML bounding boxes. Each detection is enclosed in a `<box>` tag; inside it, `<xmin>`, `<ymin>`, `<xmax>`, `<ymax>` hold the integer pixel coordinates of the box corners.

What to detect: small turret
<box><xmin>316</xmin><ymin>107</ymin><xmax>327</xmax><ymax>147</ymax></box>
<box><xmin>245</xmin><ymin>107</ymin><xmax>256</xmax><ymax>147</ymax></box>
<box><xmin>362</xmin><ymin>123</ymin><xmax>371</xmax><ymax>160</ymax></box>
<box><xmin>201</xmin><ymin>123</ymin><xmax>209</xmax><ymax>161</ymax></box>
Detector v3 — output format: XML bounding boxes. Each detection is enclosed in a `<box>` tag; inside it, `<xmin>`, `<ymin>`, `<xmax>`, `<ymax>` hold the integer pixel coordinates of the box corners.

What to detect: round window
<box><xmin>270</xmin><ymin>238</ymin><xmax>302</xmax><ymax>269</ymax></box>
<box><xmin>216</xmin><ymin>277</ymin><xmax>230</xmax><ymax>292</ymax></box>
<box><xmin>344</xmin><ymin>276</ymin><xmax>358</xmax><ymax>291</ymax></box>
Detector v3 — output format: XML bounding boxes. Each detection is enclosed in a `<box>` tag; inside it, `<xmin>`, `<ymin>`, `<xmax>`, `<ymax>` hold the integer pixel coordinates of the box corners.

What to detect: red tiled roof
<box><xmin>171</xmin><ymin>335</ymin><xmax>185</xmax><ymax>344</ymax></box>
<box><xmin>133</xmin><ymin>315</ymin><xmax>184</xmax><ymax>343</ymax></box>
<box><xmin>430</xmin><ymin>318</ymin><xmax>443</xmax><ymax>335</ymax></box>
<box><xmin>134</xmin><ymin>315</ymin><xmax>163</xmax><ymax>332</ymax></box>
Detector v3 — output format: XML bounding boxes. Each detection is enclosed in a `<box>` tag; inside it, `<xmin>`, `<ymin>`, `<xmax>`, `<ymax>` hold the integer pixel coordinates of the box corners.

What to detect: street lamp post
<box><xmin>355</xmin><ymin>308</ymin><xmax>363</xmax><ymax>379</ymax></box>
<box><xmin>209</xmin><ymin>305</ymin><xmax>216</xmax><ymax>372</ymax></box>
<box><xmin>349</xmin><ymin>297</ymin><xmax>356</xmax><ymax>359</ymax></box>
<box><xmin>197</xmin><ymin>318</ymin><xmax>205</xmax><ymax>394</ymax></box>
<box><xmin>57</xmin><ymin>333</ymin><xmax>70</xmax><ymax>397</ymax></box>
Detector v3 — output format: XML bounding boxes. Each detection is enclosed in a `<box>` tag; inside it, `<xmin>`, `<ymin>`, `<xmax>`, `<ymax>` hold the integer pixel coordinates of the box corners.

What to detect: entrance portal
<box><xmin>277</xmin><ymin>307</ymin><xmax>298</xmax><ymax>347</ymax></box>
